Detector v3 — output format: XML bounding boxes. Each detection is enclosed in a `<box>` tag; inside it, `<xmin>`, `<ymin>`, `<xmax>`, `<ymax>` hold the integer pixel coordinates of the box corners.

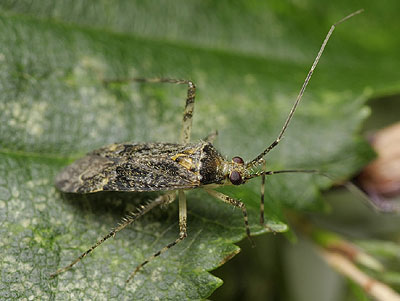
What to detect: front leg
<box><xmin>204</xmin><ymin>188</ymin><xmax>254</xmax><ymax>246</ymax></box>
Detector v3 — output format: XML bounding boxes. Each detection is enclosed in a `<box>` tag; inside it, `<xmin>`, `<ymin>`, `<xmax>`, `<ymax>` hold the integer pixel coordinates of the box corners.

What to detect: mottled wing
<box><xmin>55</xmin><ymin>143</ymin><xmax>203</xmax><ymax>193</ymax></box>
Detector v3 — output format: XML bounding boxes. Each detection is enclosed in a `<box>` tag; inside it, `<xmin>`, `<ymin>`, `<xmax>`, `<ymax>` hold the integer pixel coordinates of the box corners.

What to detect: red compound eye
<box><xmin>230</xmin><ymin>170</ymin><xmax>243</xmax><ymax>185</ymax></box>
<box><xmin>232</xmin><ymin>156</ymin><xmax>244</xmax><ymax>164</ymax></box>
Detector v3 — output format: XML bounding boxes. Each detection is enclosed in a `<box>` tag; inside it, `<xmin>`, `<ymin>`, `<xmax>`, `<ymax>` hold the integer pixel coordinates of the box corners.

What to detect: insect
<box><xmin>50</xmin><ymin>10</ymin><xmax>363</xmax><ymax>283</ymax></box>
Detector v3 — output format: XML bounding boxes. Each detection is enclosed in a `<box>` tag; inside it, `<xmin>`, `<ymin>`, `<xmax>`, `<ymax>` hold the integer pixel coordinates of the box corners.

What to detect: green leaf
<box><xmin>1</xmin><ymin>1</ymin><xmax>399</xmax><ymax>300</ymax></box>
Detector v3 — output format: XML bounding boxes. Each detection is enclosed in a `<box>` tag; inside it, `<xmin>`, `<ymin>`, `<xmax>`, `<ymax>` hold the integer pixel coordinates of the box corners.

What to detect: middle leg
<box><xmin>126</xmin><ymin>190</ymin><xmax>188</xmax><ymax>282</ymax></box>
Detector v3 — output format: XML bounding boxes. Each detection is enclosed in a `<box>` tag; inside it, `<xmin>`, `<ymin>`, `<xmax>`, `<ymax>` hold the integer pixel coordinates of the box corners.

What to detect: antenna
<box><xmin>247</xmin><ymin>9</ymin><xmax>364</xmax><ymax>167</ymax></box>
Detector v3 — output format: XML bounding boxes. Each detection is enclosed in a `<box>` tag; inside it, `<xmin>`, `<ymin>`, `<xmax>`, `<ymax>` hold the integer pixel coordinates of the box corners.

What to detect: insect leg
<box><xmin>260</xmin><ymin>159</ymin><xmax>266</xmax><ymax>225</ymax></box>
<box><xmin>202</xmin><ymin>130</ymin><xmax>218</xmax><ymax>143</ymax></box>
<box><xmin>126</xmin><ymin>190</ymin><xmax>188</xmax><ymax>282</ymax></box>
<box><xmin>103</xmin><ymin>77</ymin><xmax>196</xmax><ymax>144</ymax></box>
<box><xmin>50</xmin><ymin>192</ymin><xmax>175</xmax><ymax>278</ymax></box>
<box><xmin>204</xmin><ymin>188</ymin><xmax>255</xmax><ymax>246</ymax></box>
<box><xmin>258</xmin><ymin>159</ymin><xmax>275</xmax><ymax>232</ymax></box>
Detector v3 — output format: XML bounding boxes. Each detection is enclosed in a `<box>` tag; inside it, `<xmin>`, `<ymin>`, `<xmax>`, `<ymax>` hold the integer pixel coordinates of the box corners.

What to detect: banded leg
<box><xmin>259</xmin><ymin>159</ymin><xmax>274</xmax><ymax>232</ymax></box>
<box><xmin>103</xmin><ymin>77</ymin><xmax>196</xmax><ymax>144</ymax></box>
<box><xmin>126</xmin><ymin>190</ymin><xmax>188</xmax><ymax>282</ymax></box>
<box><xmin>204</xmin><ymin>188</ymin><xmax>254</xmax><ymax>247</ymax></box>
<box><xmin>50</xmin><ymin>192</ymin><xmax>175</xmax><ymax>278</ymax></box>
<box><xmin>260</xmin><ymin>159</ymin><xmax>266</xmax><ymax>225</ymax></box>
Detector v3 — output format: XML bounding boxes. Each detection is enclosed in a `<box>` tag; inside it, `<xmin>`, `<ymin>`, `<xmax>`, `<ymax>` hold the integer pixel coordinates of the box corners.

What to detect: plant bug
<box><xmin>51</xmin><ymin>9</ymin><xmax>364</xmax><ymax>283</ymax></box>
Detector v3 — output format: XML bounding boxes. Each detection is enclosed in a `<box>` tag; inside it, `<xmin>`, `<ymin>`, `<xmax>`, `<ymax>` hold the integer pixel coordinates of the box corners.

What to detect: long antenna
<box><xmin>247</xmin><ymin>9</ymin><xmax>364</xmax><ymax>167</ymax></box>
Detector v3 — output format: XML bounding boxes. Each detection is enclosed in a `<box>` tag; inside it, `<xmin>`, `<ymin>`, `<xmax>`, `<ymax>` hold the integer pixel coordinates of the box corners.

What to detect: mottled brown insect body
<box><xmin>55</xmin><ymin>141</ymin><xmax>234</xmax><ymax>194</ymax></box>
<box><xmin>51</xmin><ymin>10</ymin><xmax>363</xmax><ymax>283</ymax></box>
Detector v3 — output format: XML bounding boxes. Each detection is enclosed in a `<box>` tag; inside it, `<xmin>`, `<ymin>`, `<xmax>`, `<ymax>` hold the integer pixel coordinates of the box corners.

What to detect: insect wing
<box><xmin>55</xmin><ymin>143</ymin><xmax>202</xmax><ymax>193</ymax></box>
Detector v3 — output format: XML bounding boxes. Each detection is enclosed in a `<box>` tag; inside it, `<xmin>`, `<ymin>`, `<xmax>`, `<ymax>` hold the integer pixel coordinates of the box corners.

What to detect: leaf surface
<box><xmin>1</xmin><ymin>1</ymin><xmax>399</xmax><ymax>299</ymax></box>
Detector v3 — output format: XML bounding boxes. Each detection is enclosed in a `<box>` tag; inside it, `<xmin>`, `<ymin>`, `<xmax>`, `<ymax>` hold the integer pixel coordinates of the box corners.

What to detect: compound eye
<box><xmin>232</xmin><ymin>156</ymin><xmax>244</xmax><ymax>164</ymax></box>
<box><xmin>230</xmin><ymin>170</ymin><xmax>243</xmax><ymax>185</ymax></box>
